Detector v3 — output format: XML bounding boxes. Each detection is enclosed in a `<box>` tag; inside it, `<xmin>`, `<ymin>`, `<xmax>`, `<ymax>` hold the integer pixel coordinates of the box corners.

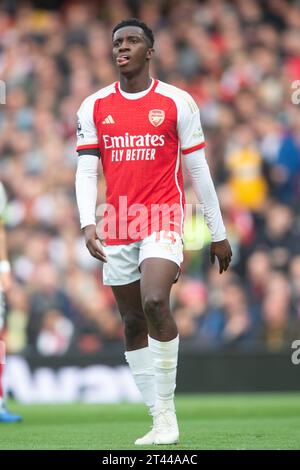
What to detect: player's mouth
<box><xmin>117</xmin><ymin>55</ymin><xmax>130</xmax><ymax>66</ymax></box>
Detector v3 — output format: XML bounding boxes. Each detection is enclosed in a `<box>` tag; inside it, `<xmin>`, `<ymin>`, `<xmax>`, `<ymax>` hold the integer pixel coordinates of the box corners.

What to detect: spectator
<box><xmin>200</xmin><ymin>281</ymin><xmax>253</xmax><ymax>349</ymax></box>
<box><xmin>256</xmin><ymin>272</ymin><xmax>298</xmax><ymax>350</ymax></box>
<box><xmin>36</xmin><ymin>308</ymin><xmax>74</xmax><ymax>356</ymax></box>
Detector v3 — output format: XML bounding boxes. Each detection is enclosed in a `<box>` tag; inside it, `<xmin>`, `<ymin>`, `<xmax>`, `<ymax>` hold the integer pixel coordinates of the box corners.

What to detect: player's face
<box><xmin>112</xmin><ymin>26</ymin><xmax>153</xmax><ymax>75</ymax></box>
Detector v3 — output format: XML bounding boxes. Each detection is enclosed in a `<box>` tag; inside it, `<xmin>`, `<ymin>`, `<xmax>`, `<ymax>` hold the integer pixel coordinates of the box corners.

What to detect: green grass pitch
<box><xmin>1</xmin><ymin>393</ymin><xmax>300</xmax><ymax>450</ymax></box>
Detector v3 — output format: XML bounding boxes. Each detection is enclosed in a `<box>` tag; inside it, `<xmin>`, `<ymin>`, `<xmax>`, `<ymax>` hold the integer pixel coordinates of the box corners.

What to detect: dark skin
<box><xmin>112</xmin><ymin>25</ymin><xmax>154</xmax><ymax>92</ymax></box>
<box><xmin>83</xmin><ymin>25</ymin><xmax>232</xmax><ymax>349</ymax></box>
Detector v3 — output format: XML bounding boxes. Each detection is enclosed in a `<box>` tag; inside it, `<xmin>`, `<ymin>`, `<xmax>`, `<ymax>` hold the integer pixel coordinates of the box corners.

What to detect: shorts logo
<box><xmin>149</xmin><ymin>109</ymin><xmax>165</xmax><ymax>127</ymax></box>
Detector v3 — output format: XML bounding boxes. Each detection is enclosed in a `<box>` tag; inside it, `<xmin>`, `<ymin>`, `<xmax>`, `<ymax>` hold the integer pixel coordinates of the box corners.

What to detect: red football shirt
<box><xmin>76</xmin><ymin>79</ymin><xmax>205</xmax><ymax>245</ymax></box>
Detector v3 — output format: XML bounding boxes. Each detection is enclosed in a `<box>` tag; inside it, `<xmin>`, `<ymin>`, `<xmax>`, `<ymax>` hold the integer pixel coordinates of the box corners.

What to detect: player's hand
<box><xmin>210</xmin><ymin>239</ymin><xmax>232</xmax><ymax>274</ymax></box>
<box><xmin>83</xmin><ymin>225</ymin><xmax>107</xmax><ymax>263</ymax></box>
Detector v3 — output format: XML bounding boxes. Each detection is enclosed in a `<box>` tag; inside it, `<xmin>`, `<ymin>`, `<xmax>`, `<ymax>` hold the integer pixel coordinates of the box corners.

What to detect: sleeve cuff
<box><xmin>211</xmin><ymin>232</ymin><xmax>227</xmax><ymax>242</ymax></box>
<box><xmin>81</xmin><ymin>221</ymin><xmax>96</xmax><ymax>229</ymax></box>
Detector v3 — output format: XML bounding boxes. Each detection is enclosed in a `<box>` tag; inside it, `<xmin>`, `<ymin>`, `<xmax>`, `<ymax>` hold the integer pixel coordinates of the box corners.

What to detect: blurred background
<box><xmin>1</xmin><ymin>0</ymin><xmax>300</xmax><ymax>402</ymax></box>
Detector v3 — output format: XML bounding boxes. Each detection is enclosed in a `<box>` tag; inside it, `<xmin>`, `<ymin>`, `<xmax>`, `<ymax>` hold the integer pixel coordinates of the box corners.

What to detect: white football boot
<box><xmin>135</xmin><ymin>427</ymin><xmax>156</xmax><ymax>445</ymax></box>
<box><xmin>153</xmin><ymin>408</ymin><xmax>179</xmax><ymax>445</ymax></box>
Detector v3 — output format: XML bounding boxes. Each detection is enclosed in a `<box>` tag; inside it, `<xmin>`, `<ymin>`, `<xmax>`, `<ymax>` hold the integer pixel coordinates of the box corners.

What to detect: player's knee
<box><xmin>143</xmin><ymin>294</ymin><xmax>168</xmax><ymax>320</ymax></box>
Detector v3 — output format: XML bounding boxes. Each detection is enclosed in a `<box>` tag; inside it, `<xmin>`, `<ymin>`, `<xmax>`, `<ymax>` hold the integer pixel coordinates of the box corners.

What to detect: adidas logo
<box><xmin>102</xmin><ymin>115</ymin><xmax>115</xmax><ymax>124</ymax></box>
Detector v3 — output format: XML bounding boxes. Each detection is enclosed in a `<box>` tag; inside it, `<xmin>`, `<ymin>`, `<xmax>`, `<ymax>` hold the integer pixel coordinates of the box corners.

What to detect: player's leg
<box><xmin>140</xmin><ymin>258</ymin><xmax>178</xmax><ymax>341</ymax></box>
<box><xmin>111</xmin><ymin>280</ymin><xmax>156</xmax><ymax>444</ymax></box>
<box><xmin>102</xmin><ymin>243</ymin><xmax>156</xmax><ymax>444</ymax></box>
<box><xmin>138</xmin><ymin>230</ymin><xmax>183</xmax><ymax>444</ymax></box>
<box><xmin>139</xmin><ymin>271</ymin><xmax>180</xmax><ymax>443</ymax></box>
<box><xmin>112</xmin><ymin>280</ymin><xmax>148</xmax><ymax>351</ymax></box>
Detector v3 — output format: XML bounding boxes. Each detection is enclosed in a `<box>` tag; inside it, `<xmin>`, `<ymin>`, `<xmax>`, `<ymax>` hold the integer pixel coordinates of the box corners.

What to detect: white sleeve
<box><xmin>177</xmin><ymin>92</ymin><xmax>205</xmax><ymax>155</ymax></box>
<box><xmin>76</xmin><ymin>97</ymin><xmax>99</xmax><ymax>156</ymax></box>
<box><xmin>184</xmin><ymin>147</ymin><xmax>227</xmax><ymax>242</ymax></box>
<box><xmin>75</xmin><ymin>155</ymin><xmax>99</xmax><ymax>229</ymax></box>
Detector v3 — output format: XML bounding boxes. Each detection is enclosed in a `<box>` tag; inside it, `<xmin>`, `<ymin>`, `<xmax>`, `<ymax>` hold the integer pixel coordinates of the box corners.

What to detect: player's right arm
<box><xmin>75</xmin><ymin>98</ymin><xmax>107</xmax><ymax>263</ymax></box>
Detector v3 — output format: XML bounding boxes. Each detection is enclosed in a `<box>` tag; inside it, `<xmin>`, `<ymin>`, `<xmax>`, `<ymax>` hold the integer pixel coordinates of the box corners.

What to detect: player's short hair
<box><xmin>112</xmin><ymin>18</ymin><xmax>154</xmax><ymax>47</ymax></box>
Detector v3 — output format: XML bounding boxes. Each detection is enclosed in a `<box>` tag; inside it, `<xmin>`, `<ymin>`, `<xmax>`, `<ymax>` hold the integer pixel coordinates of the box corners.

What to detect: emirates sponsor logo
<box><xmin>148</xmin><ymin>109</ymin><xmax>165</xmax><ymax>127</ymax></box>
<box><xmin>103</xmin><ymin>133</ymin><xmax>165</xmax><ymax>149</ymax></box>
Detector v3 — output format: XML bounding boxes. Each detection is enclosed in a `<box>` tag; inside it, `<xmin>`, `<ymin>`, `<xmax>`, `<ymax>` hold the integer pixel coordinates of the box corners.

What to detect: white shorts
<box><xmin>102</xmin><ymin>230</ymin><xmax>184</xmax><ymax>286</ymax></box>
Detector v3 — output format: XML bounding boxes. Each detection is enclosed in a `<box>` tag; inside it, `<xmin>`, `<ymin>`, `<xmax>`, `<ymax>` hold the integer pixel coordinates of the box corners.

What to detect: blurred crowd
<box><xmin>1</xmin><ymin>0</ymin><xmax>300</xmax><ymax>356</ymax></box>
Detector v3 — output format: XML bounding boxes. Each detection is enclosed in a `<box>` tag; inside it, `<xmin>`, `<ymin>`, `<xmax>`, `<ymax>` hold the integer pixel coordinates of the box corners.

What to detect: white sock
<box><xmin>125</xmin><ymin>346</ymin><xmax>156</xmax><ymax>416</ymax></box>
<box><xmin>148</xmin><ymin>334</ymin><xmax>179</xmax><ymax>412</ymax></box>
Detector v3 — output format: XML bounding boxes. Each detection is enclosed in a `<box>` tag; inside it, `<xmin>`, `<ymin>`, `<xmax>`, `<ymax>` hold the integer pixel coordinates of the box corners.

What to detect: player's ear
<box><xmin>146</xmin><ymin>48</ymin><xmax>154</xmax><ymax>60</ymax></box>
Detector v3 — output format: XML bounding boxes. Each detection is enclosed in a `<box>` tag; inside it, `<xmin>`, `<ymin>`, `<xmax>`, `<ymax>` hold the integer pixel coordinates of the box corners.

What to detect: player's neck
<box><xmin>119</xmin><ymin>73</ymin><xmax>152</xmax><ymax>94</ymax></box>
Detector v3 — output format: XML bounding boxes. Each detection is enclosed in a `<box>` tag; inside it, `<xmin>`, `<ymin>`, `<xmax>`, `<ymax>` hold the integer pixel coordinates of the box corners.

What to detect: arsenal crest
<box><xmin>149</xmin><ymin>109</ymin><xmax>165</xmax><ymax>127</ymax></box>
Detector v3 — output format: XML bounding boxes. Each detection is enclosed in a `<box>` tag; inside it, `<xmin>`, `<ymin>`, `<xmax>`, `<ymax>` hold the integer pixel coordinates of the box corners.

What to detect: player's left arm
<box><xmin>178</xmin><ymin>94</ymin><xmax>232</xmax><ymax>274</ymax></box>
